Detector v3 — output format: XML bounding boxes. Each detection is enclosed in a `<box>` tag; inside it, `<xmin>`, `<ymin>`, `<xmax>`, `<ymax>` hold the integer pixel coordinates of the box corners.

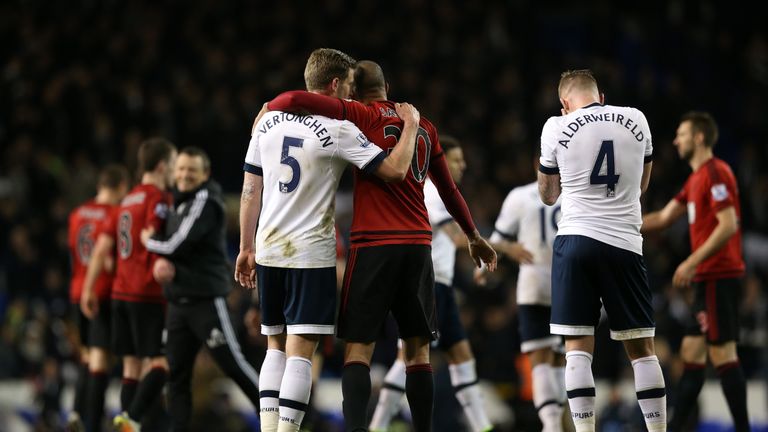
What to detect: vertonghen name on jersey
<box><xmin>559</xmin><ymin>111</ymin><xmax>646</xmax><ymax>148</ymax></box>
<box><xmin>258</xmin><ymin>112</ymin><xmax>334</xmax><ymax>147</ymax></box>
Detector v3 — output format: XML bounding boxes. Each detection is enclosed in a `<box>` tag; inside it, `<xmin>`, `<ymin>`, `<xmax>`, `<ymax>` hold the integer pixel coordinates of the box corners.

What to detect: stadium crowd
<box><xmin>0</xmin><ymin>0</ymin><xmax>766</xmax><ymax>430</ymax></box>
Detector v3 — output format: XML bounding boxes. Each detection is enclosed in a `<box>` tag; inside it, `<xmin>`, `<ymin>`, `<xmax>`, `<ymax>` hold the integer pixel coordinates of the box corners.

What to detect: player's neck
<box><xmin>95</xmin><ymin>189</ymin><xmax>119</xmax><ymax>205</ymax></box>
<box><xmin>358</xmin><ymin>90</ymin><xmax>386</xmax><ymax>103</ymax></box>
<box><xmin>689</xmin><ymin>148</ymin><xmax>713</xmax><ymax>171</ymax></box>
<box><xmin>141</xmin><ymin>172</ymin><xmax>167</xmax><ymax>190</ymax></box>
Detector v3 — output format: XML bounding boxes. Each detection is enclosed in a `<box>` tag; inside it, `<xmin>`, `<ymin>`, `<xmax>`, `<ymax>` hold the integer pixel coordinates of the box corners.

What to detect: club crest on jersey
<box><xmin>154</xmin><ymin>202</ymin><xmax>169</xmax><ymax>218</ymax></box>
<box><xmin>356</xmin><ymin>133</ymin><xmax>371</xmax><ymax>147</ymax></box>
<box><xmin>378</xmin><ymin>106</ymin><xmax>398</xmax><ymax>117</ymax></box>
<box><xmin>711</xmin><ymin>183</ymin><xmax>729</xmax><ymax>202</ymax></box>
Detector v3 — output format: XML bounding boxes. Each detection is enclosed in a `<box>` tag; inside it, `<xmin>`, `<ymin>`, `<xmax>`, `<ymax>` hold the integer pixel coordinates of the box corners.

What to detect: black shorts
<box><xmin>111</xmin><ymin>300</ymin><xmax>166</xmax><ymax>357</ymax></box>
<box><xmin>684</xmin><ymin>278</ymin><xmax>741</xmax><ymax>344</ymax></box>
<box><xmin>256</xmin><ymin>265</ymin><xmax>337</xmax><ymax>335</ymax></box>
<box><xmin>433</xmin><ymin>283</ymin><xmax>466</xmax><ymax>351</ymax></box>
<box><xmin>551</xmin><ymin>235</ymin><xmax>655</xmax><ymax>340</ymax></box>
<box><xmin>518</xmin><ymin>304</ymin><xmax>562</xmax><ymax>353</ymax></box>
<box><xmin>73</xmin><ymin>301</ymin><xmax>111</xmax><ymax>350</ymax></box>
<box><xmin>337</xmin><ymin>245</ymin><xmax>437</xmax><ymax>343</ymax></box>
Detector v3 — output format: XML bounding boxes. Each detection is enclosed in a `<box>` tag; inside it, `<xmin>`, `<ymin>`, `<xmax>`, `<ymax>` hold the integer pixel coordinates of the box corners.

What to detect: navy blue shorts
<box><xmin>518</xmin><ymin>304</ymin><xmax>561</xmax><ymax>353</ymax></box>
<box><xmin>257</xmin><ymin>265</ymin><xmax>337</xmax><ymax>335</ymax></box>
<box><xmin>433</xmin><ymin>282</ymin><xmax>467</xmax><ymax>351</ymax></box>
<box><xmin>550</xmin><ymin>235</ymin><xmax>655</xmax><ymax>340</ymax></box>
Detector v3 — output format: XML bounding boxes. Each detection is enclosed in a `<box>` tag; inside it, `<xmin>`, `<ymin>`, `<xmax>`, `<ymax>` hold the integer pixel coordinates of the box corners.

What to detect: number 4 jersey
<box><xmin>244</xmin><ymin>111</ymin><xmax>385</xmax><ymax>268</ymax></box>
<box><xmin>539</xmin><ymin>103</ymin><xmax>653</xmax><ymax>255</ymax></box>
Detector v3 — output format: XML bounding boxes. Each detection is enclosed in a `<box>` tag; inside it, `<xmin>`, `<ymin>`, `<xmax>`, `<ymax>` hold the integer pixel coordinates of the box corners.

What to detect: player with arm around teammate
<box><xmin>369</xmin><ymin>136</ymin><xmax>494</xmax><ymax>432</ymax></box>
<box><xmin>235</xmin><ymin>48</ymin><xmax>422</xmax><ymax>432</ymax></box>
<box><xmin>538</xmin><ymin>70</ymin><xmax>665</xmax><ymax>432</ymax></box>
<box><xmin>641</xmin><ymin>111</ymin><xmax>749</xmax><ymax>432</ymax></box>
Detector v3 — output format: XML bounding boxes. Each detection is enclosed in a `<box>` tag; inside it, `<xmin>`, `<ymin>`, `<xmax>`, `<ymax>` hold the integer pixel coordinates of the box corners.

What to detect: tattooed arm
<box><xmin>235</xmin><ymin>172</ymin><xmax>263</xmax><ymax>289</ymax></box>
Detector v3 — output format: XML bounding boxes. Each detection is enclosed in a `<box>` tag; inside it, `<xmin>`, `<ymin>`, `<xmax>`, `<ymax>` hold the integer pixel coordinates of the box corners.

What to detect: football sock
<box><xmin>276</xmin><ymin>357</ymin><xmax>313</xmax><ymax>432</ymax></box>
<box><xmin>406</xmin><ymin>363</ymin><xmax>434</xmax><ymax>432</ymax></box>
<box><xmin>631</xmin><ymin>355</ymin><xmax>667</xmax><ymax>432</ymax></box>
<box><xmin>73</xmin><ymin>361</ymin><xmax>89</xmax><ymax>416</ymax></box>
<box><xmin>120</xmin><ymin>378</ymin><xmax>138</xmax><ymax>412</ymax></box>
<box><xmin>260</xmin><ymin>349</ymin><xmax>287</xmax><ymax>432</ymax></box>
<box><xmin>533</xmin><ymin>363</ymin><xmax>564</xmax><ymax>432</ymax></box>
<box><xmin>554</xmin><ymin>366</ymin><xmax>567</xmax><ymax>402</ymax></box>
<box><xmin>450</xmin><ymin>359</ymin><xmax>493</xmax><ymax>432</ymax></box>
<box><xmin>128</xmin><ymin>367</ymin><xmax>167</xmax><ymax>420</ymax></box>
<box><xmin>85</xmin><ymin>370</ymin><xmax>108</xmax><ymax>432</ymax></box>
<box><xmin>668</xmin><ymin>362</ymin><xmax>704</xmax><ymax>431</ymax></box>
<box><xmin>370</xmin><ymin>359</ymin><xmax>406</xmax><ymax>431</ymax></box>
<box><xmin>342</xmin><ymin>361</ymin><xmax>372</xmax><ymax>432</ymax></box>
<box><xmin>565</xmin><ymin>351</ymin><xmax>596</xmax><ymax>432</ymax></box>
<box><xmin>717</xmin><ymin>361</ymin><xmax>750</xmax><ymax>432</ymax></box>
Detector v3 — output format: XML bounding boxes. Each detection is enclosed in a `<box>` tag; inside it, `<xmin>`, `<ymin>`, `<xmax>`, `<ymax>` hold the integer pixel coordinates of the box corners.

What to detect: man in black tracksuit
<box><xmin>141</xmin><ymin>146</ymin><xmax>260</xmax><ymax>431</ymax></box>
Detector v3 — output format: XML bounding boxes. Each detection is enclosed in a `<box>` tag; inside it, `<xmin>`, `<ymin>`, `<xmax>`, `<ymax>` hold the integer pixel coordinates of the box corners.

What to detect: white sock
<box><xmin>554</xmin><ymin>366</ymin><xmax>567</xmax><ymax>402</ymax></box>
<box><xmin>631</xmin><ymin>355</ymin><xmax>667</xmax><ymax>432</ymax></box>
<box><xmin>450</xmin><ymin>360</ymin><xmax>493</xmax><ymax>432</ymax></box>
<box><xmin>565</xmin><ymin>351</ymin><xmax>596</xmax><ymax>432</ymax></box>
<box><xmin>277</xmin><ymin>356</ymin><xmax>313</xmax><ymax>432</ymax></box>
<box><xmin>259</xmin><ymin>349</ymin><xmax>286</xmax><ymax>432</ymax></box>
<box><xmin>533</xmin><ymin>364</ymin><xmax>564</xmax><ymax>432</ymax></box>
<box><xmin>370</xmin><ymin>359</ymin><xmax>406</xmax><ymax>431</ymax></box>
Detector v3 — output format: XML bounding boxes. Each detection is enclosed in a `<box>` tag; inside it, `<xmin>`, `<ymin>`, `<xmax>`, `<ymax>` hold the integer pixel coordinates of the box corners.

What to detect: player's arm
<box><xmin>430</xmin><ymin>155</ymin><xmax>497</xmax><ymax>270</ymax></box>
<box><xmin>537</xmin><ymin>171</ymin><xmax>561</xmax><ymax>206</ymax></box>
<box><xmin>372</xmin><ymin>103</ymin><xmax>420</xmax><ymax>182</ymax></box>
<box><xmin>641</xmin><ymin>198</ymin><xmax>686</xmax><ymax>233</ymax></box>
<box><xmin>80</xmin><ymin>233</ymin><xmax>114</xmax><ymax>319</ymax></box>
<box><xmin>236</xmin><ymin>171</ymin><xmax>263</xmax><ymax>289</ymax></box>
<box><xmin>673</xmin><ymin>206</ymin><xmax>739</xmax><ymax>287</ymax></box>
<box><xmin>641</xmin><ymin>161</ymin><xmax>653</xmax><ymax>195</ymax></box>
<box><xmin>268</xmin><ymin>90</ymin><xmax>344</xmax><ymax>119</ymax></box>
<box><xmin>143</xmin><ymin>196</ymin><xmax>217</xmax><ymax>257</ymax></box>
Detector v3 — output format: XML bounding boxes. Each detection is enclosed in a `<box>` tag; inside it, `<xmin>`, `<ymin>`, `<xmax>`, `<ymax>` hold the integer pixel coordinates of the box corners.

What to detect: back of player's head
<box><xmin>354</xmin><ymin>60</ymin><xmax>386</xmax><ymax>96</ymax></box>
<box><xmin>681</xmin><ymin>111</ymin><xmax>719</xmax><ymax>148</ymax></box>
<box><xmin>138</xmin><ymin>137</ymin><xmax>176</xmax><ymax>174</ymax></box>
<box><xmin>440</xmin><ymin>135</ymin><xmax>462</xmax><ymax>153</ymax></box>
<box><xmin>97</xmin><ymin>164</ymin><xmax>130</xmax><ymax>190</ymax></box>
<box><xmin>179</xmin><ymin>146</ymin><xmax>211</xmax><ymax>173</ymax></box>
<box><xmin>558</xmin><ymin>69</ymin><xmax>599</xmax><ymax>99</ymax></box>
<box><xmin>304</xmin><ymin>48</ymin><xmax>356</xmax><ymax>92</ymax></box>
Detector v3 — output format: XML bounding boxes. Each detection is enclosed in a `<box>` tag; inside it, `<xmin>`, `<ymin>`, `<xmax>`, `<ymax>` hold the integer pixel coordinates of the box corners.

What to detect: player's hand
<box><xmin>467</xmin><ymin>231</ymin><xmax>497</xmax><ymax>271</ymax></box>
<box><xmin>473</xmin><ymin>266</ymin><xmax>488</xmax><ymax>286</ymax></box>
<box><xmin>235</xmin><ymin>250</ymin><xmax>258</xmax><ymax>289</ymax></box>
<box><xmin>395</xmin><ymin>102</ymin><xmax>420</xmax><ymax>126</ymax></box>
<box><xmin>140</xmin><ymin>227</ymin><xmax>155</xmax><ymax>247</ymax></box>
<box><xmin>153</xmin><ymin>257</ymin><xmax>175</xmax><ymax>285</ymax></box>
<box><xmin>505</xmin><ymin>243</ymin><xmax>534</xmax><ymax>264</ymax></box>
<box><xmin>673</xmin><ymin>258</ymin><xmax>696</xmax><ymax>288</ymax></box>
<box><xmin>80</xmin><ymin>289</ymin><xmax>98</xmax><ymax>319</ymax></box>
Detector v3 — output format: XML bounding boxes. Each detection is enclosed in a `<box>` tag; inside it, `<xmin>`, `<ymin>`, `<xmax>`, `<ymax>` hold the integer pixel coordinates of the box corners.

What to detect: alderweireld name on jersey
<box><xmin>559</xmin><ymin>111</ymin><xmax>647</xmax><ymax>148</ymax></box>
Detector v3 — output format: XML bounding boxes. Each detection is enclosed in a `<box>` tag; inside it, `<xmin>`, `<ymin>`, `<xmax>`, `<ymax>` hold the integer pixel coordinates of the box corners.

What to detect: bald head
<box><xmin>354</xmin><ymin>60</ymin><xmax>387</xmax><ymax>101</ymax></box>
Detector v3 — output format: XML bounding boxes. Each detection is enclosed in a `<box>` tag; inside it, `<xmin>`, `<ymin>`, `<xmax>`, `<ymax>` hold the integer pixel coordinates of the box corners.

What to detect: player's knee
<box><xmin>708</xmin><ymin>341</ymin><xmax>738</xmax><ymax>366</ymax></box>
<box><xmin>680</xmin><ymin>336</ymin><xmax>707</xmax><ymax>363</ymax></box>
<box><xmin>445</xmin><ymin>340</ymin><xmax>474</xmax><ymax>364</ymax></box>
<box><xmin>623</xmin><ymin>337</ymin><xmax>655</xmax><ymax>360</ymax></box>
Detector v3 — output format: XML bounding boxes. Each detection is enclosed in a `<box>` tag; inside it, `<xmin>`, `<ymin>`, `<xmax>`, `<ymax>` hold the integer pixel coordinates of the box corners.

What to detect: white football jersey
<box><xmin>490</xmin><ymin>182</ymin><xmax>561</xmax><ymax>305</ymax></box>
<box><xmin>539</xmin><ymin>103</ymin><xmax>652</xmax><ymax>255</ymax></box>
<box><xmin>245</xmin><ymin>111</ymin><xmax>384</xmax><ymax>268</ymax></box>
<box><xmin>424</xmin><ymin>179</ymin><xmax>455</xmax><ymax>286</ymax></box>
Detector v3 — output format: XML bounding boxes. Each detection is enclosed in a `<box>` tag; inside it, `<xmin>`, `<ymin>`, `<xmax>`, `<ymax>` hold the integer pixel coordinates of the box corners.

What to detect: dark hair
<box><xmin>440</xmin><ymin>135</ymin><xmax>462</xmax><ymax>153</ymax></box>
<box><xmin>681</xmin><ymin>111</ymin><xmax>719</xmax><ymax>148</ymax></box>
<box><xmin>179</xmin><ymin>146</ymin><xmax>211</xmax><ymax>173</ymax></box>
<box><xmin>97</xmin><ymin>164</ymin><xmax>130</xmax><ymax>189</ymax></box>
<box><xmin>137</xmin><ymin>137</ymin><xmax>176</xmax><ymax>174</ymax></box>
<box><xmin>304</xmin><ymin>48</ymin><xmax>356</xmax><ymax>91</ymax></box>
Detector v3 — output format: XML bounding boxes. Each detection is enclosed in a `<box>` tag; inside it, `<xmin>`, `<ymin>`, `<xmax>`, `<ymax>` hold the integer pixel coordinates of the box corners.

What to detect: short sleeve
<box><xmin>97</xmin><ymin>207</ymin><xmax>118</xmax><ymax>238</ymax></box>
<box><xmin>424</xmin><ymin>180</ymin><xmax>452</xmax><ymax>227</ymax></box>
<box><xmin>637</xmin><ymin>110</ymin><xmax>653</xmax><ymax>162</ymax></box>
<box><xmin>243</xmin><ymin>131</ymin><xmax>263</xmax><ymax>175</ymax></box>
<box><xmin>493</xmin><ymin>189</ymin><xmax>523</xmax><ymax>240</ymax></box>
<box><xmin>145</xmin><ymin>191</ymin><xmax>170</xmax><ymax>233</ymax></box>
<box><xmin>340</xmin><ymin>99</ymin><xmax>377</xmax><ymax>132</ymax></box>
<box><xmin>336</xmin><ymin>121</ymin><xmax>386</xmax><ymax>173</ymax></box>
<box><xmin>539</xmin><ymin>117</ymin><xmax>559</xmax><ymax>174</ymax></box>
<box><xmin>709</xmin><ymin>164</ymin><xmax>736</xmax><ymax>212</ymax></box>
<box><xmin>674</xmin><ymin>182</ymin><xmax>688</xmax><ymax>204</ymax></box>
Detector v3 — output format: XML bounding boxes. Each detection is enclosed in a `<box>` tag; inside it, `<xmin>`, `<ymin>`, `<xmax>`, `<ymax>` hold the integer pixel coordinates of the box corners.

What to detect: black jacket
<box><xmin>146</xmin><ymin>180</ymin><xmax>231</xmax><ymax>302</ymax></box>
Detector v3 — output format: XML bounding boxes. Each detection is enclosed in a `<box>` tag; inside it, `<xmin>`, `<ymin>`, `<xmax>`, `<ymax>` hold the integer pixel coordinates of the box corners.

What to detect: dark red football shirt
<box><xmin>111</xmin><ymin>184</ymin><xmax>171</xmax><ymax>303</ymax></box>
<box><xmin>268</xmin><ymin>91</ymin><xmax>477</xmax><ymax>248</ymax></box>
<box><xmin>68</xmin><ymin>201</ymin><xmax>118</xmax><ymax>303</ymax></box>
<box><xmin>674</xmin><ymin>157</ymin><xmax>745</xmax><ymax>281</ymax></box>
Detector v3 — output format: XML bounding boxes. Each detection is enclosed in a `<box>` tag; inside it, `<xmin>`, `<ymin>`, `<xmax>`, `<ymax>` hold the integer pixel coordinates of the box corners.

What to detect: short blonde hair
<box><xmin>558</xmin><ymin>69</ymin><xmax>599</xmax><ymax>98</ymax></box>
<box><xmin>304</xmin><ymin>48</ymin><xmax>356</xmax><ymax>91</ymax></box>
